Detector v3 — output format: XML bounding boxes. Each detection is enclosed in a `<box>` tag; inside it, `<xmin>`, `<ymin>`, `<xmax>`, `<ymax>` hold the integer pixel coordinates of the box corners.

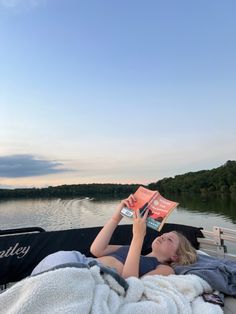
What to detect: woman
<box><xmin>32</xmin><ymin>195</ymin><xmax>197</xmax><ymax>278</ymax></box>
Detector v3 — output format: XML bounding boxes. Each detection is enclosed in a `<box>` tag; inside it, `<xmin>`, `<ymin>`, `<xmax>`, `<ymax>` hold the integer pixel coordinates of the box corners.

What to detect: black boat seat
<box><xmin>0</xmin><ymin>223</ymin><xmax>203</xmax><ymax>286</ymax></box>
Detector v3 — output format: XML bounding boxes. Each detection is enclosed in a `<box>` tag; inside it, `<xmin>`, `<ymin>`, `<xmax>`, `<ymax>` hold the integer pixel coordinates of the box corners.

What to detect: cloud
<box><xmin>0</xmin><ymin>0</ymin><xmax>45</xmax><ymax>9</ymax></box>
<box><xmin>0</xmin><ymin>154</ymin><xmax>72</xmax><ymax>178</ymax></box>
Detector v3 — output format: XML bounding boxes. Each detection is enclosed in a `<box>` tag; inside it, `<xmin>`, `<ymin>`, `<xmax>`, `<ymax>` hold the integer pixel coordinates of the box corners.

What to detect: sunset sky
<box><xmin>1</xmin><ymin>0</ymin><xmax>236</xmax><ymax>189</ymax></box>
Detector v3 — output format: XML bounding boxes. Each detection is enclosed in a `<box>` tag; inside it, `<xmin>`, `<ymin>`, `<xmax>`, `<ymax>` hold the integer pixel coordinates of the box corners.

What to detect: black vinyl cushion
<box><xmin>0</xmin><ymin>224</ymin><xmax>203</xmax><ymax>285</ymax></box>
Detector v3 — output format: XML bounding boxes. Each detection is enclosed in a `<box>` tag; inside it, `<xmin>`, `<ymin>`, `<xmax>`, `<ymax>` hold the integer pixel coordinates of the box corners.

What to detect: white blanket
<box><xmin>0</xmin><ymin>265</ymin><xmax>223</xmax><ymax>314</ymax></box>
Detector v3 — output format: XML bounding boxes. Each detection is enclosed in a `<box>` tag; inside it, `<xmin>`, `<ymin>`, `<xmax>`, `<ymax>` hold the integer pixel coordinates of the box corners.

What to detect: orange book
<box><xmin>121</xmin><ymin>186</ymin><xmax>178</xmax><ymax>231</ymax></box>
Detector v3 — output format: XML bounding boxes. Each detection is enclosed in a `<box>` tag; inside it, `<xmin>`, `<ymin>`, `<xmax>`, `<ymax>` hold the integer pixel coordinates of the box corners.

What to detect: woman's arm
<box><xmin>122</xmin><ymin>209</ymin><xmax>149</xmax><ymax>278</ymax></box>
<box><xmin>90</xmin><ymin>195</ymin><xmax>136</xmax><ymax>257</ymax></box>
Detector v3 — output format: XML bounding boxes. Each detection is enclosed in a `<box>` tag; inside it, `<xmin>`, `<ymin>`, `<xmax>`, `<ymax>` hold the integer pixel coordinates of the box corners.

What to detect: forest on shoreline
<box><xmin>0</xmin><ymin>160</ymin><xmax>235</xmax><ymax>199</ymax></box>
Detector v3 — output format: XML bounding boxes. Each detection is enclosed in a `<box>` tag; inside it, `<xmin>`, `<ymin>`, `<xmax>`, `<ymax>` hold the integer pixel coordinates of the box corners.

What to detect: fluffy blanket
<box><xmin>0</xmin><ymin>265</ymin><xmax>223</xmax><ymax>314</ymax></box>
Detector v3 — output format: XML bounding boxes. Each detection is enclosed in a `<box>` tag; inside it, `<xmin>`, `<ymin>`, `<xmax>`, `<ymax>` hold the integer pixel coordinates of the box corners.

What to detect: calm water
<box><xmin>0</xmin><ymin>194</ymin><xmax>235</xmax><ymax>251</ymax></box>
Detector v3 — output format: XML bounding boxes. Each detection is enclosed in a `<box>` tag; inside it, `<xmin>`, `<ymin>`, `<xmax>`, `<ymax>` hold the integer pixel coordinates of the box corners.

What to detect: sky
<box><xmin>0</xmin><ymin>0</ymin><xmax>236</xmax><ymax>189</ymax></box>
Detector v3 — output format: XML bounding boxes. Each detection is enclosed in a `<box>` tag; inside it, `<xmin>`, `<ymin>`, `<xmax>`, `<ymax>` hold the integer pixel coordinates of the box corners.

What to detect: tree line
<box><xmin>0</xmin><ymin>183</ymin><xmax>139</xmax><ymax>199</ymax></box>
<box><xmin>149</xmin><ymin>160</ymin><xmax>236</xmax><ymax>194</ymax></box>
<box><xmin>0</xmin><ymin>160</ymin><xmax>235</xmax><ymax>199</ymax></box>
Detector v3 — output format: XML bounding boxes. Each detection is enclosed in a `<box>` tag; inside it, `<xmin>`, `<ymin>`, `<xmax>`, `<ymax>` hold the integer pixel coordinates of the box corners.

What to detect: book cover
<box><xmin>121</xmin><ymin>186</ymin><xmax>178</xmax><ymax>231</ymax></box>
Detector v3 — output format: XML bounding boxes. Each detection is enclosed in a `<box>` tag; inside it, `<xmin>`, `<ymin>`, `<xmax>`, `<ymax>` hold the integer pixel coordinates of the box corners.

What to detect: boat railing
<box><xmin>198</xmin><ymin>226</ymin><xmax>236</xmax><ymax>261</ymax></box>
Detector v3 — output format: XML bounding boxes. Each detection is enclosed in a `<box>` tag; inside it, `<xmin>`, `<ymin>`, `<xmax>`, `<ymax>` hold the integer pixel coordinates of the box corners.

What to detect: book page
<box><xmin>130</xmin><ymin>186</ymin><xmax>157</xmax><ymax>211</ymax></box>
<box><xmin>146</xmin><ymin>194</ymin><xmax>179</xmax><ymax>231</ymax></box>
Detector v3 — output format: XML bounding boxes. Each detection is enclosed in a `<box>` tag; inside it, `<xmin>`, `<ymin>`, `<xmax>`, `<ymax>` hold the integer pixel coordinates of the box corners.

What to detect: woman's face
<box><xmin>151</xmin><ymin>232</ymin><xmax>180</xmax><ymax>261</ymax></box>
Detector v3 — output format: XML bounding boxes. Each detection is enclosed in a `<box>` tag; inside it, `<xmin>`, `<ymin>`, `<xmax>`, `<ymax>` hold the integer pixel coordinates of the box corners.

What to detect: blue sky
<box><xmin>0</xmin><ymin>0</ymin><xmax>236</xmax><ymax>188</ymax></box>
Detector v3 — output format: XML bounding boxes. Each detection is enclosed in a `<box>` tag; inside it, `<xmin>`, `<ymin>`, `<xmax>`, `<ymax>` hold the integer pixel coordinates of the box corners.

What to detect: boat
<box><xmin>0</xmin><ymin>223</ymin><xmax>236</xmax><ymax>313</ymax></box>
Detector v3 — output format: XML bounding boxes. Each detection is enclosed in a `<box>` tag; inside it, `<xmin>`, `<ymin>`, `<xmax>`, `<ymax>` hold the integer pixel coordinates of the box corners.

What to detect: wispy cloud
<box><xmin>0</xmin><ymin>154</ymin><xmax>72</xmax><ymax>178</ymax></box>
<box><xmin>0</xmin><ymin>0</ymin><xmax>45</xmax><ymax>9</ymax></box>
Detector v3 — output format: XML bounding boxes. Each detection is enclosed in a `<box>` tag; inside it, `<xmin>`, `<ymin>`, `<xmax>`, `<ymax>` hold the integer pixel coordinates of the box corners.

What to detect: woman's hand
<box><xmin>132</xmin><ymin>209</ymin><xmax>149</xmax><ymax>240</ymax></box>
<box><xmin>122</xmin><ymin>208</ymin><xmax>149</xmax><ymax>278</ymax></box>
<box><xmin>112</xmin><ymin>194</ymin><xmax>136</xmax><ymax>221</ymax></box>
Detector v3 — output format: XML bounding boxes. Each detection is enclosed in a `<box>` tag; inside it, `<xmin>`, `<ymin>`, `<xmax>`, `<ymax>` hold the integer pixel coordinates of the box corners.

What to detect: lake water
<box><xmin>0</xmin><ymin>194</ymin><xmax>235</xmax><ymax>251</ymax></box>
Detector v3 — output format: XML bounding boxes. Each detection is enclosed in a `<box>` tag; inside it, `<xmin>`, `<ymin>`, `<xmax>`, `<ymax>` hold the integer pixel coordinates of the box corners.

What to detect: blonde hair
<box><xmin>171</xmin><ymin>231</ymin><xmax>197</xmax><ymax>266</ymax></box>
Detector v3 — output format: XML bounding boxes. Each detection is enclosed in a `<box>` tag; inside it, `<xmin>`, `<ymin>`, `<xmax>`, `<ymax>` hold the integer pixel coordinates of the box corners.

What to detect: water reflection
<box><xmin>169</xmin><ymin>193</ymin><xmax>236</xmax><ymax>224</ymax></box>
<box><xmin>0</xmin><ymin>194</ymin><xmax>235</xmax><ymax>232</ymax></box>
